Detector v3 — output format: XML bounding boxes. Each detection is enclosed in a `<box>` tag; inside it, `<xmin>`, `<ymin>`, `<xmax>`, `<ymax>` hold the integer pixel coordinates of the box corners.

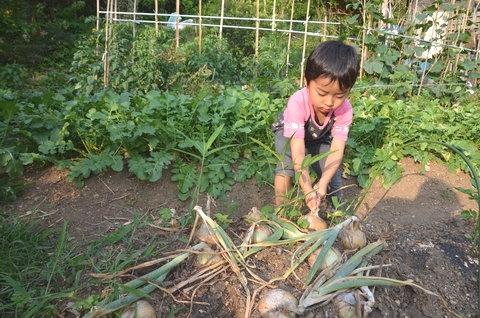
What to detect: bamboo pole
<box><xmin>300</xmin><ymin>0</ymin><xmax>311</xmax><ymax>87</ymax></box>
<box><xmin>255</xmin><ymin>0</ymin><xmax>260</xmax><ymax>77</ymax></box>
<box><xmin>96</xmin><ymin>0</ymin><xmax>100</xmax><ymax>31</ymax></box>
<box><xmin>255</xmin><ymin>0</ymin><xmax>260</xmax><ymax>57</ymax></box>
<box><xmin>323</xmin><ymin>15</ymin><xmax>327</xmax><ymax>41</ymax></box>
<box><xmin>272</xmin><ymin>0</ymin><xmax>277</xmax><ymax>30</ymax></box>
<box><xmin>359</xmin><ymin>0</ymin><xmax>368</xmax><ymax>78</ymax></box>
<box><xmin>176</xmin><ymin>0</ymin><xmax>180</xmax><ymax>49</ymax></box>
<box><xmin>454</xmin><ymin>0</ymin><xmax>472</xmax><ymax>76</ymax></box>
<box><xmin>96</xmin><ymin>0</ymin><xmax>100</xmax><ymax>60</ymax></box>
<box><xmin>285</xmin><ymin>0</ymin><xmax>295</xmax><ymax>77</ymax></box>
<box><xmin>103</xmin><ymin>0</ymin><xmax>111</xmax><ymax>89</ymax></box>
<box><xmin>114</xmin><ymin>0</ymin><xmax>117</xmax><ymax>23</ymax></box>
<box><xmin>441</xmin><ymin>0</ymin><xmax>457</xmax><ymax>83</ymax></box>
<box><xmin>199</xmin><ymin>0</ymin><xmax>203</xmax><ymax>54</ymax></box>
<box><xmin>133</xmin><ymin>0</ymin><xmax>137</xmax><ymax>38</ymax></box>
<box><xmin>132</xmin><ymin>0</ymin><xmax>137</xmax><ymax>64</ymax></box>
<box><xmin>155</xmin><ymin>0</ymin><xmax>158</xmax><ymax>36</ymax></box>
<box><xmin>220</xmin><ymin>0</ymin><xmax>225</xmax><ymax>41</ymax></box>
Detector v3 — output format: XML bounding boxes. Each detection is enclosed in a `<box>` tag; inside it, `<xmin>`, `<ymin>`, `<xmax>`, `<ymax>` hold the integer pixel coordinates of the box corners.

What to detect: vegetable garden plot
<box><xmin>82</xmin><ymin>205</ymin><xmax>461</xmax><ymax>318</ymax></box>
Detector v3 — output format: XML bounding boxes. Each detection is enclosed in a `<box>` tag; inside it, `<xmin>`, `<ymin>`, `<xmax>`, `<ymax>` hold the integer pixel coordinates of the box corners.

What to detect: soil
<box><xmin>4</xmin><ymin>157</ymin><xmax>479</xmax><ymax>318</ymax></box>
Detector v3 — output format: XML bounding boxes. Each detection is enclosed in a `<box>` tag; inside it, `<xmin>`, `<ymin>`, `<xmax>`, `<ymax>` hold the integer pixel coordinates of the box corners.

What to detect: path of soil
<box><xmin>4</xmin><ymin>157</ymin><xmax>479</xmax><ymax>317</ymax></box>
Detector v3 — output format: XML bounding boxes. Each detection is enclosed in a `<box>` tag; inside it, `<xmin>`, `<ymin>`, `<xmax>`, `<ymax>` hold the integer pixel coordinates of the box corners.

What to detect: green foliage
<box><xmin>70</xmin><ymin>26</ymin><xmax>245</xmax><ymax>95</ymax></box>
<box><xmin>0</xmin><ymin>218</ymin><xmax>78</xmax><ymax>317</ymax></box>
<box><xmin>0</xmin><ymin>84</ymin><xmax>283</xmax><ymax>201</ymax></box>
<box><xmin>2</xmin><ymin>0</ymin><xmax>480</xmax><ymax>213</ymax></box>
<box><xmin>0</xmin><ymin>0</ymin><xmax>91</xmax><ymax>68</ymax></box>
<box><xmin>0</xmin><ymin>64</ymin><xmax>28</xmax><ymax>91</ymax></box>
<box><xmin>458</xmin><ymin>180</ymin><xmax>480</xmax><ymax>250</ymax></box>
<box><xmin>0</xmin><ymin>179</ymin><xmax>27</xmax><ymax>206</ymax></box>
<box><xmin>345</xmin><ymin>90</ymin><xmax>480</xmax><ymax>189</ymax></box>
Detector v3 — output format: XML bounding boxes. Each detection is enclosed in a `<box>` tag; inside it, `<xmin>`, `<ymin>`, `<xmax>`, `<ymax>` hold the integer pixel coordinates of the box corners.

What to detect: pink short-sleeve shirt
<box><xmin>281</xmin><ymin>87</ymin><xmax>352</xmax><ymax>142</ymax></box>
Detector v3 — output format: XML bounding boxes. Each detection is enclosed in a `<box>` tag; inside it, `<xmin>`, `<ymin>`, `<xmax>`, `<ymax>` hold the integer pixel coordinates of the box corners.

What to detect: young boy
<box><xmin>271</xmin><ymin>40</ymin><xmax>360</xmax><ymax>212</ymax></box>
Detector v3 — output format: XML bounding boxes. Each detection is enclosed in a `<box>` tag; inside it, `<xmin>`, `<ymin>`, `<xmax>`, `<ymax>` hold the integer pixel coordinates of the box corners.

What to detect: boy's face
<box><xmin>306</xmin><ymin>76</ymin><xmax>350</xmax><ymax>116</ymax></box>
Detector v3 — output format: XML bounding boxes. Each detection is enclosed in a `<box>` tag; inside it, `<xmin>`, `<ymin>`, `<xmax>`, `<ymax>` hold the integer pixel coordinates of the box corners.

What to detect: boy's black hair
<box><xmin>304</xmin><ymin>40</ymin><xmax>360</xmax><ymax>90</ymax></box>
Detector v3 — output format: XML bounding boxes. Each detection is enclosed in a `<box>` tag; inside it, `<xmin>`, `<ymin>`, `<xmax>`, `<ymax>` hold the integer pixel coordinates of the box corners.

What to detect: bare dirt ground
<box><xmin>4</xmin><ymin>157</ymin><xmax>479</xmax><ymax>317</ymax></box>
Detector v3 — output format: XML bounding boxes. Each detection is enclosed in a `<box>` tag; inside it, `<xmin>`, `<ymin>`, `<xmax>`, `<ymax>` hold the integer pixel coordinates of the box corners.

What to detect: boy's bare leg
<box><xmin>274</xmin><ymin>174</ymin><xmax>291</xmax><ymax>207</ymax></box>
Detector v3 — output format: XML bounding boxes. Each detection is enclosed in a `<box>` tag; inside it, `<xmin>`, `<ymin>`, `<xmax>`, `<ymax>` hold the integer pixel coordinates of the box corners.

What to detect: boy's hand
<box><xmin>305</xmin><ymin>191</ymin><xmax>320</xmax><ymax>211</ymax></box>
<box><xmin>314</xmin><ymin>182</ymin><xmax>327</xmax><ymax>201</ymax></box>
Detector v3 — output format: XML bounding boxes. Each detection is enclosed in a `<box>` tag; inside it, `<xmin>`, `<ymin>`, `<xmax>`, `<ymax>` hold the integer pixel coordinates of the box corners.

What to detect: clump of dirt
<box><xmin>3</xmin><ymin>157</ymin><xmax>479</xmax><ymax>317</ymax></box>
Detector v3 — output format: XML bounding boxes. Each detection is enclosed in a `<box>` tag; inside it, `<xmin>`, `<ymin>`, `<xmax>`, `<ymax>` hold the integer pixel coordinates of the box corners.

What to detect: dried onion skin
<box><xmin>121</xmin><ymin>300</ymin><xmax>156</xmax><ymax>318</ymax></box>
<box><xmin>257</xmin><ymin>289</ymin><xmax>298</xmax><ymax>318</ymax></box>
<box><xmin>340</xmin><ymin>220</ymin><xmax>367</xmax><ymax>249</ymax></box>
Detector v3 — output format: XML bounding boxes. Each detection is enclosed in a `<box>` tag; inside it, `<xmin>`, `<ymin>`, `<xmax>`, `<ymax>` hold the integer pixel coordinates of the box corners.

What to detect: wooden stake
<box><xmin>323</xmin><ymin>15</ymin><xmax>327</xmax><ymax>42</ymax></box>
<box><xmin>176</xmin><ymin>0</ymin><xmax>180</xmax><ymax>49</ymax></box>
<box><xmin>132</xmin><ymin>0</ymin><xmax>137</xmax><ymax>64</ymax></box>
<box><xmin>199</xmin><ymin>0</ymin><xmax>203</xmax><ymax>54</ymax></box>
<box><xmin>155</xmin><ymin>0</ymin><xmax>158</xmax><ymax>36</ymax></box>
<box><xmin>104</xmin><ymin>0</ymin><xmax>111</xmax><ymax>89</ymax></box>
<box><xmin>133</xmin><ymin>0</ymin><xmax>137</xmax><ymax>39</ymax></box>
<box><xmin>255</xmin><ymin>0</ymin><xmax>260</xmax><ymax>57</ymax></box>
<box><xmin>285</xmin><ymin>0</ymin><xmax>295</xmax><ymax>77</ymax></box>
<box><xmin>300</xmin><ymin>0</ymin><xmax>311</xmax><ymax>87</ymax></box>
<box><xmin>359</xmin><ymin>0</ymin><xmax>367</xmax><ymax>78</ymax></box>
<box><xmin>220</xmin><ymin>0</ymin><xmax>225</xmax><ymax>41</ymax></box>
<box><xmin>114</xmin><ymin>0</ymin><xmax>117</xmax><ymax>23</ymax></box>
<box><xmin>272</xmin><ymin>0</ymin><xmax>277</xmax><ymax>30</ymax></box>
<box><xmin>96</xmin><ymin>0</ymin><xmax>100</xmax><ymax>31</ymax></box>
<box><xmin>96</xmin><ymin>0</ymin><xmax>100</xmax><ymax>60</ymax></box>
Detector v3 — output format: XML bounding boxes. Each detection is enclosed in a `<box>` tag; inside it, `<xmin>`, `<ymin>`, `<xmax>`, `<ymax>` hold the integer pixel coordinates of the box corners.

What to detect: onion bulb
<box><xmin>302</xmin><ymin>209</ymin><xmax>327</xmax><ymax>231</ymax></box>
<box><xmin>246</xmin><ymin>207</ymin><xmax>262</xmax><ymax>222</ymax></box>
<box><xmin>195</xmin><ymin>246</ymin><xmax>222</xmax><ymax>266</ymax></box>
<box><xmin>194</xmin><ymin>223</ymin><xmax>216</xmax><ymax>244</ymax></box>
<box><xmin>307</xmin><ymin>246</ymin><xmax>341</xmax><ymax>269</ymax></box>
<box><xmin>252</xmin><ymin>224</ymin><xmax>272</xmax><ymax>243</ymax></box>
<box><xmin>257</xmin><ymin>289</ymin><xmax>299</xmax><ymax>318</ymax></box>
<box><xmin>121</xmin><ymin>300</ymin><xmax>156</xmax><ymax>318</ymax></box>
<box><xmin>340</xmin><ymin>219</ymin><xmax>367</xmax><ymax>249</ymax></box>
<box><xmin>332</xmin><ymin>292</ymin><xmax>357</xmax><ymax>318</ymax></box>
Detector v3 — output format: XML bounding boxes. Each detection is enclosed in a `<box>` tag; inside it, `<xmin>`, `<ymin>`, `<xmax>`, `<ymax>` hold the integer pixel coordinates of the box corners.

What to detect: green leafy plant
<box><xmin>345</xmin><ymin>92</ymin><xmax>480</xmax><ymax>189</ymax></box>
<box><xmin>0</xmin><ymin>63</ymin><xmax>28</xmax><ymax>91</ymax></box>
<box><xmin>172</xmin><ymin>124</ymin><xmax>237</xmax><ymax>205</ymax></box>
<box><xmin>0</xmin><ymin>179</ymin><xmax>27</xmax><ymax>206</ymax></box>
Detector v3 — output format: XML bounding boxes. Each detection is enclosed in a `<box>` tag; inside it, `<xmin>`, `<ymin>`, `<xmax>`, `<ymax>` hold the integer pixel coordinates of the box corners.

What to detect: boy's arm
<box><xmin>314</xmin><ymin>138</ymin><xmax>346</xmax><ymax>200</ymax></box>
<box><xmin>290</xmin><ymin>137</ymin><xmax>319</xmax><ymax>210</ymax></box>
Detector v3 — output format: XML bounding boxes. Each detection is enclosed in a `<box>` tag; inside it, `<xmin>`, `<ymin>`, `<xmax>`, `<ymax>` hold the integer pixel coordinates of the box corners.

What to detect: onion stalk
<box><xmin>307</xmin><ymin>245</ymin><xmax>341</xmax><ymax>270</ymax></box>
<box><xmin>83</xmin><ymin>242</ymin><xmax>208</xmax><ymax>318</ymax></box>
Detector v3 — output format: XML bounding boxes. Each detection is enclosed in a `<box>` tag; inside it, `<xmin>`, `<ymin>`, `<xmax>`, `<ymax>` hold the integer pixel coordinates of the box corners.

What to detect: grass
<box><xmin>0</xmin><ymin>208</ymin><xmax>174</xmax><ymax>317</ymax></box>
<box><xmin>0</xmin><ymin>214</ymin><xmax>76</xmax><ymax>317</ymax></box>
